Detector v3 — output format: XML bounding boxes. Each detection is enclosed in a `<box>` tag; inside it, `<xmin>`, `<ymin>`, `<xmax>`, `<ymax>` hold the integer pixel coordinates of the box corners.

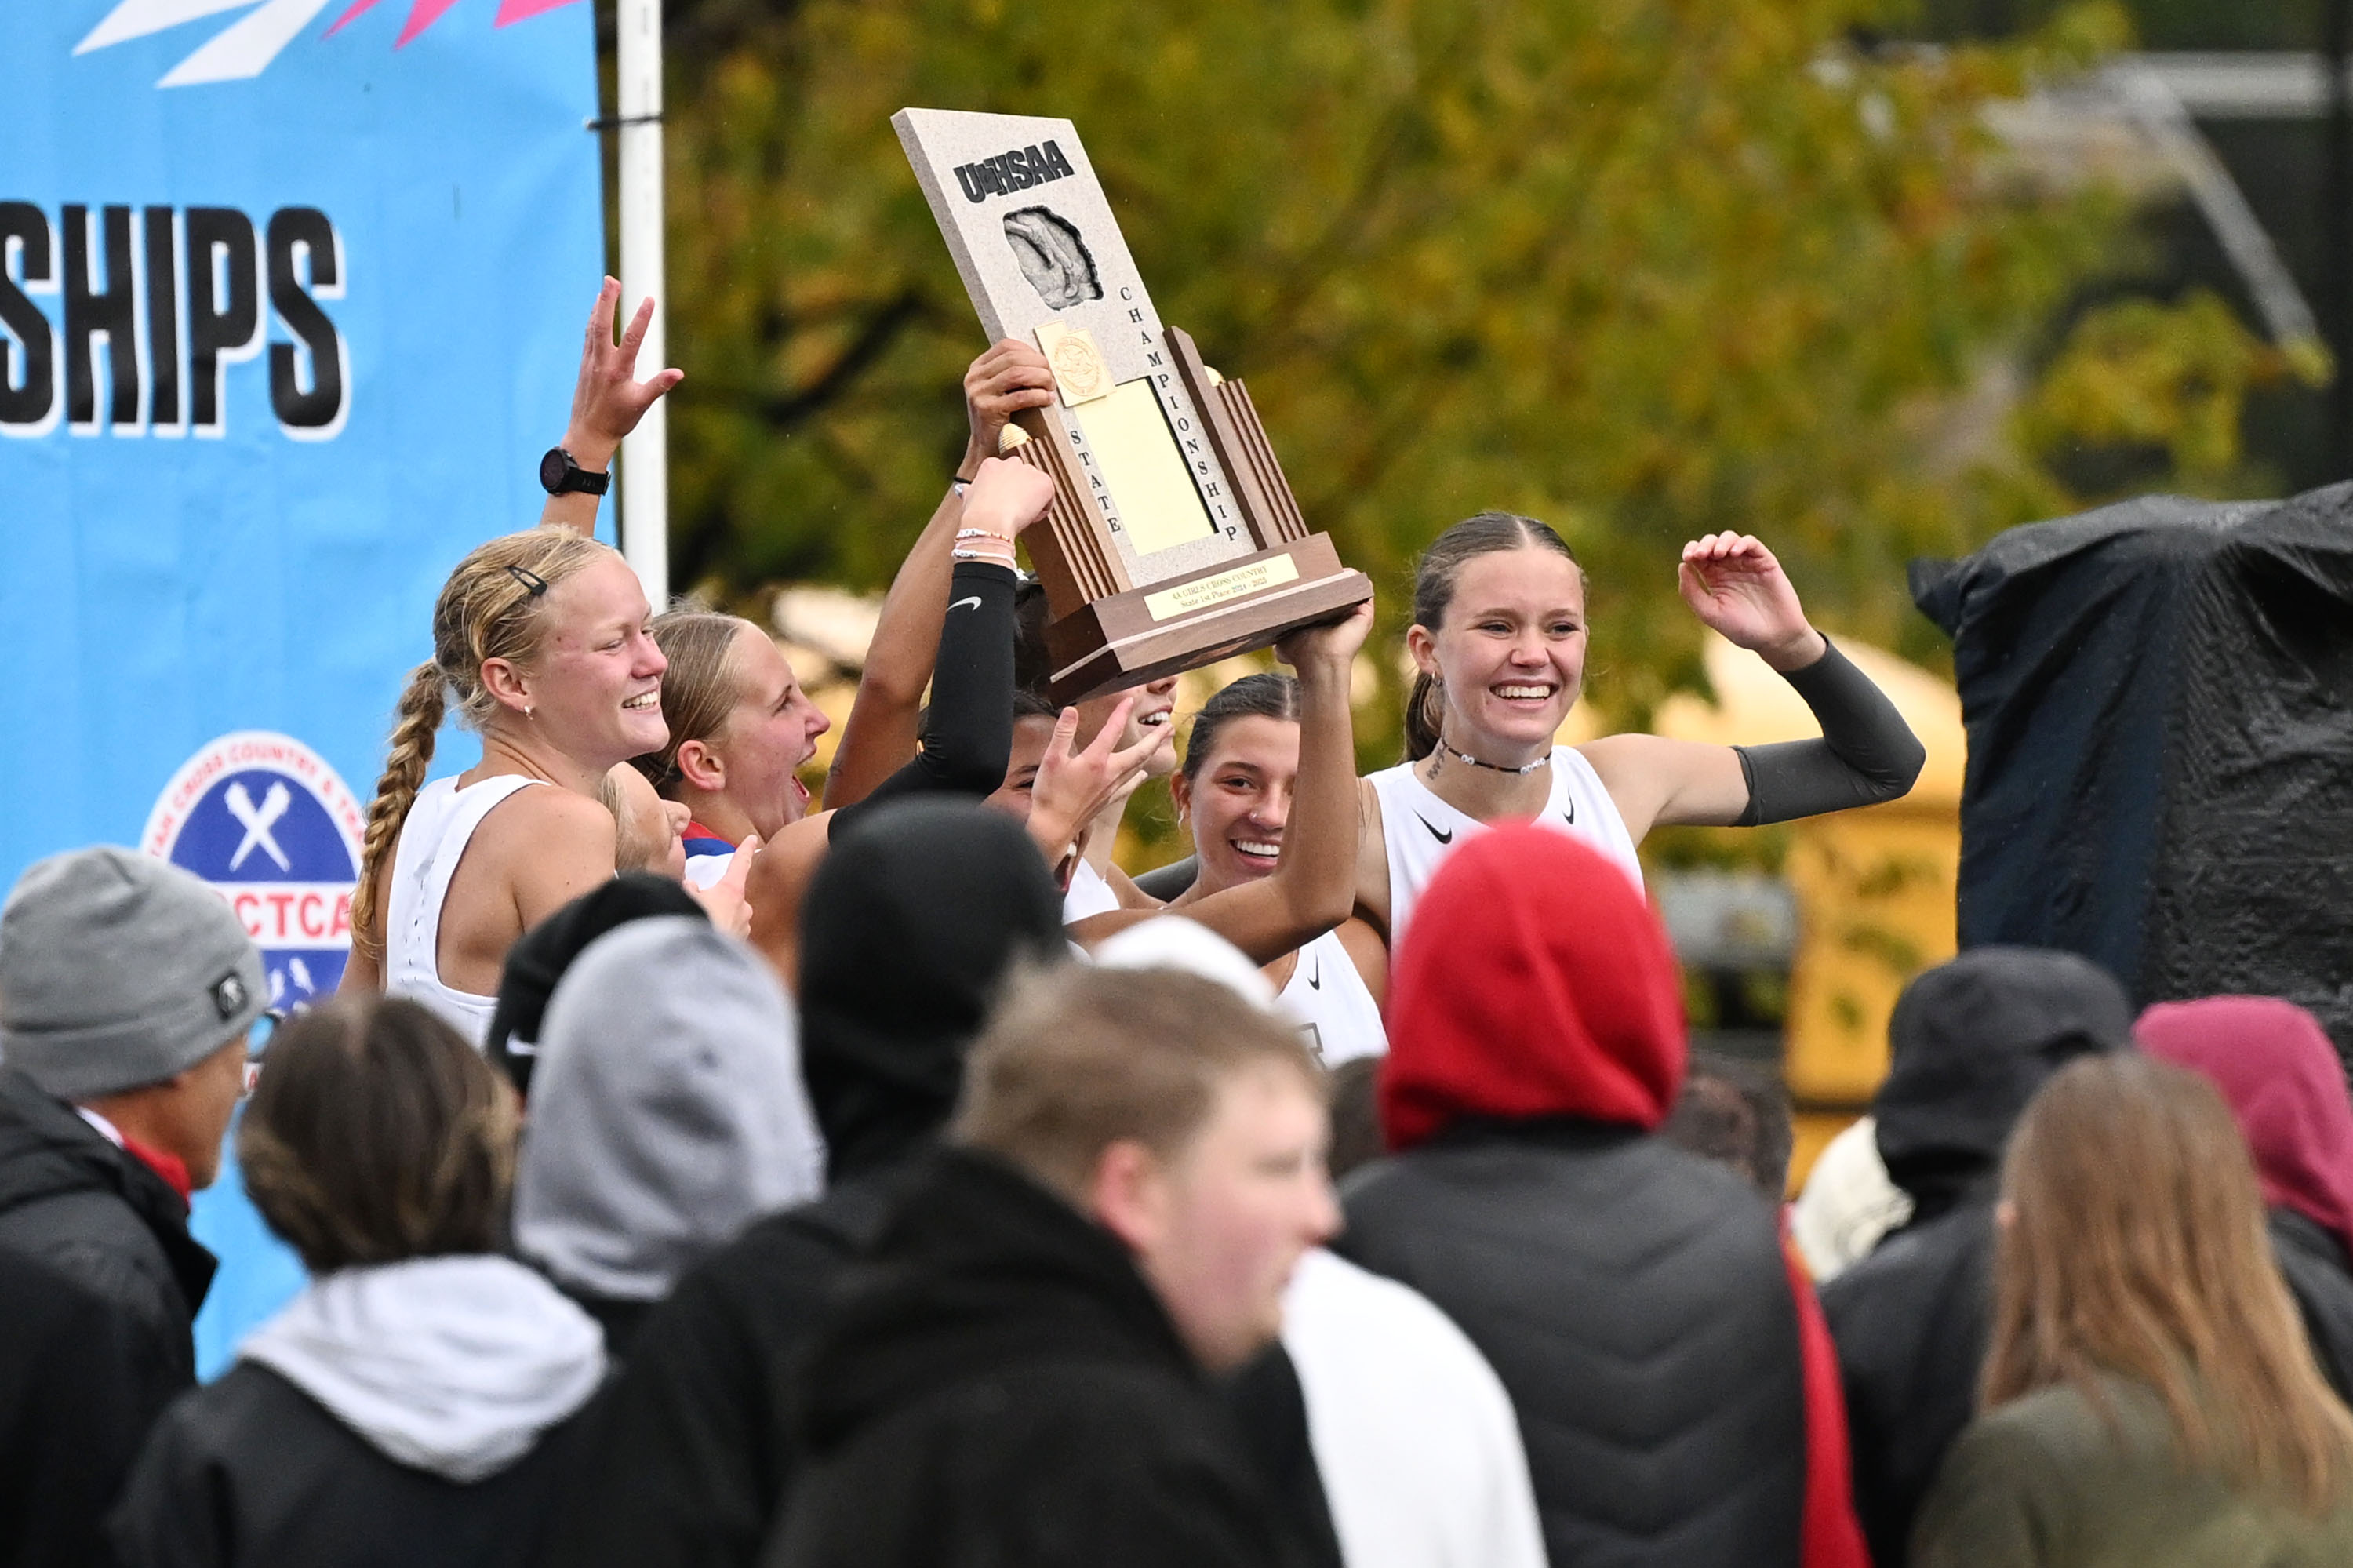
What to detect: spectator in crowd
<box><xmin>1821</xmin><ymin>948</ymin><xmax>2133</xmax><ymax>1568</ymax></box>
<box><xmin>0</xmin><ymin>848</ymin><xmax>262</xmax><ymax>1567</ymax></box>
<box><xmin>485</xmin><ymin>871</ymin><xmax>707</xmax><ymax>1097</ymax></box>
<box><xmin>2138</xmin><ymin>996</ymin><xmax>2353</xmax><ymax>1400</ymax></box>
<box><xmin>765</xmin><ymin>962</ymin><xmax>1334</xmax><ymax>1568</ymax></box>
<box><xmin>106</xmin><ymin>996</ymin><xmax>606</xmax><ymax>1568</ymax></box>
<box><xmin>1790</xmin><ymin>1116</ymin><xmax>1912</xmax><ymax>1283</ymax></box>
<box><xmin>513</xmin><ymin>917</ymin><xmax>825</xmax><ymax>1355</ymax></box>
<box><xmin>536</xmin><ymin>800</ymin><xmax>1066</xmax><ymax>1568</ymax></box>
<box><xmin>1091</xmin><ymin>915</ymin><xmax>1568</xmax><ymax>1568</ymax></box>
<box><xmin>1341</xmin><ymin>824</ymin><xmax>1867</xmax><ymax>1568</ymax></box>
<box><xmin>1664</xmin><ymin>1049</ymin><xmax>1795</xmax><ymax>1199</ymax></box>
<box><xmin>1912</xmin><ymin>1053</ymin><xmax>2353</xmax><ymax>1566</ymax></box>
<box><xmin>0</xmin><ymin>1244</ymin><xmax>160</xmax><ymax>1566</ymax></box>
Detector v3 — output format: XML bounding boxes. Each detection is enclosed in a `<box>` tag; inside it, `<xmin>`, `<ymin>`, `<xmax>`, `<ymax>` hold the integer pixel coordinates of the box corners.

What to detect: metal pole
<box><xmin>2326</xmin><ymin>0</ymin><xmax>2351</xmax><ymax>476</ymax></box>
<box><xmin>616</xmin><ymin>0</ymin><xmax>667</xmax><ymax>603</ymax></box>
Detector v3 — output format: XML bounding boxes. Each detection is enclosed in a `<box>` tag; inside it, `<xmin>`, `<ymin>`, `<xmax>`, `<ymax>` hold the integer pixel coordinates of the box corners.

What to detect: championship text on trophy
<box><xmin>895</xmin><ymin>107</ymin><xmax>1374</xmax><ymax>703</ymax></box>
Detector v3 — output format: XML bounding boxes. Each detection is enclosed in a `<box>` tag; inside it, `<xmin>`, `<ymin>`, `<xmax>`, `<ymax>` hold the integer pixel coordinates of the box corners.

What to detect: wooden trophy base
<box><xmin>1041</xmin><ymin>532</ymin><xmax>1372</xmax><ymax>704</ymax></box>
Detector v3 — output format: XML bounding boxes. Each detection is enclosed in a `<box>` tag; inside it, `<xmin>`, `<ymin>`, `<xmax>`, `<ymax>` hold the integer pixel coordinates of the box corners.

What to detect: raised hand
<box><xmin>1275</xmin><ymin>597</ymin><xmax>1377</xmax><ymax>674</ymax></box>
<box><xmin>1027</xmin><ymin>698</ymin><xmax>1173</xmax><ymax>867</ymax></box>
<box><xmin>1676</xmin><ymin>533</ymin><xmax>1824</xmax><ymax>671</ymax></box>
<box><xmin>961</xmin><ymin>456</ymin><xmax>1057</xmax><ymax>541</ymax></box>
<box><xmin>563</xmin><ymin>276</ymin><xmax>683</xmax><ymax>469</ymax></box>
<box><xmin>962</xmin><ymin>340</ymin><xmax>1057</xmax><ymax>477</ymax></box>
<box><xmin>686</xmin><ymin>832</ymin><xmax>759</xmax><ymax>938</ymax></box>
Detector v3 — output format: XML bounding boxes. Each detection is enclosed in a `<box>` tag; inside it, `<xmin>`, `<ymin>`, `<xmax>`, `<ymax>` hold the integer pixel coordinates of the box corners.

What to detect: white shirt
<box><xmin>1283</xmin><ymin>1250</ymin><xmax>1549</xmax><ymax>1568</ymax></box>
<box><xmin>1364</xmin><ymin>746</ymin><xmax>1642</xmax><ymax>953</ymax></box>
<box><xmin>1276</xmin><ymin>930</ymin><xmax>1386</xmax><ymax>1064</ymax></box>
<box><xmin>384</xmin><ymin>774</ymin><xmax>544</xmax><ymax>1048</ymax></box>
<box><xmin>1062</xmin><ymin>858</ymin><xmax>1122</xmax><ymax>922</ymax></box>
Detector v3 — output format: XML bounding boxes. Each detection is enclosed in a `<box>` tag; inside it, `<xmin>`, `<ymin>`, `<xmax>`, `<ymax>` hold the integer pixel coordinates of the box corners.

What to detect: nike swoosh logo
<box><xmin>1306</xmin><ymin>952</ymin><xmax>1322</xmax><ymax>990</ymax></box>
<box><xmin>948</xmin><ymin>595</ymin><xmax>984</xmax><ymax>613</ymax></box>
<box><xmin>1416</xmin><ymin>815</ymin><xmax>1453</xmax><ymax>845</ymax></box>
<box><xmin>1562</xmin><ymin>800</ymin><xmax>1576</xmax><ymax>825</ymax></box>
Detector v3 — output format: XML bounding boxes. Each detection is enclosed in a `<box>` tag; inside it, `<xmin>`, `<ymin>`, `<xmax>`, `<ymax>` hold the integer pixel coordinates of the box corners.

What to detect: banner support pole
<box><xmin>616</xmin><ymin>0</ymin><xmax>667</xmax><ymax>603</ymax></box>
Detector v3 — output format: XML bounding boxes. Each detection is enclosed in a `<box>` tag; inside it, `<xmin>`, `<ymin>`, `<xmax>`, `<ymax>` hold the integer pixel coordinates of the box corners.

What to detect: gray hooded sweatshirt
<box><xmin>514</xmin><ymin>916</ymin><xmax>826</xmax><ymax>1308</ymax></box>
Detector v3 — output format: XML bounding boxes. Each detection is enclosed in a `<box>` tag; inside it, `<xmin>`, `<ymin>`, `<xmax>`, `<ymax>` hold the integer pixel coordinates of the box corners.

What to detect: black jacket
<box><xmin>104</xmin><ymin>1362</ymin><xmax>596</xmax><ymax>1567</ymax></box>
<box><xmin>1820</xmin><ymin>947</ymin><xmax>2133</xmax><ymax>1568</ymax></box>
<box><xmin>2271</xmin><ymin>1206</ymin><xmax>2353</xmax><ymax>1403</ymax></box>
<box><xmin>1819</xmin><ymin>1188</ymin><xmax>1997</xmax><ymax>1568</ymax></box>
<box><xmin>763</xmin><ymin>1148</ymin><xmax>1306</xmax><ymax>1568</ymax></box>
<box><xmin>538</xmin><ymin>802</ymin><xmax>1071</xmax><ymax>1568</ymax></box>
<box><xmin>0</xmin><ymin>1244</ymin><xmax>169</xmax><ymax>1566</ymax></box>
<box><xmin>533</xmin><ymin>1172</ymin><xmax>906</xmax><ymax>1568</ymax></box>
<box><xmin>0</xmin><ymin>1068</ymin><xmax>214</xmax><ymax>1567</ymax></box>
<box><xmin>1338</xmin><ymin>1120</ymin><xmax>1807</xmax><ymax>1568</ymax></box>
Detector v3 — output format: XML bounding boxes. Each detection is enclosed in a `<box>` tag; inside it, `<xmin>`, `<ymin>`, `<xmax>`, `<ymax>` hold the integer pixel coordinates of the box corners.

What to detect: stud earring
<box><xmin>523</xmin><ymin>705</ymin><xmax>534</xmax><ymax>719</ymax></box>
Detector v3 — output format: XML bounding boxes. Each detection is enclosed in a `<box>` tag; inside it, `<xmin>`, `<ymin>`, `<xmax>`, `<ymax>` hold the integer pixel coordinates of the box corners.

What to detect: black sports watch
<box><xmin>539</xmin><ymin>446</ymin><xmax>611</xmax><ymax>497</ymax></box>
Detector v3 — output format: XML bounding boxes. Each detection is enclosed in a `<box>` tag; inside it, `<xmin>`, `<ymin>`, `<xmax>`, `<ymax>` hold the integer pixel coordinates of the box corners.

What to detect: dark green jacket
<box><xmin>1914</xmin><ymin>1374</ymin><xmax>2353</xmax><ymax>1568</ymax></box>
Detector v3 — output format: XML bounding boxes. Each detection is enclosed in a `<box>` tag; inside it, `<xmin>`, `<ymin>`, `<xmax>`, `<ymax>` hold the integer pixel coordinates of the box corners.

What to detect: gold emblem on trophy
<box><xmin>1035</xmin><ymin>320</ymin><xmax>1111</xmax><ymax>406</ymax></box>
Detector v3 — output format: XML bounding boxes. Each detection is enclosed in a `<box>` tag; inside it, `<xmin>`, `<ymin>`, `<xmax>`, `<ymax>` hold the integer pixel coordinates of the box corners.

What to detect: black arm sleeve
<box><xmin>832</xmin><ymin>560</ymin><xmax>1016</xmax><ymax>835</ymax></box>
<box><xmin>1732</xmin><ymin>636</ymin><xmax>1926</xmax><ymax>826</ymax></box>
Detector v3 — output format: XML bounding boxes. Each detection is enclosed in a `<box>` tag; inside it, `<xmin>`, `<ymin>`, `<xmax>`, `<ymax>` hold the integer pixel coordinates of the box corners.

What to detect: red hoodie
<box><xmin>2137</xmin><ymin>995</ymin><xmax>2353</xmax><ymax>1261</ymax></box>
<box><xmin>1380</xmin><ymin>824</ymin><xmax>1869</xmax><ymax>1568</ymax></box>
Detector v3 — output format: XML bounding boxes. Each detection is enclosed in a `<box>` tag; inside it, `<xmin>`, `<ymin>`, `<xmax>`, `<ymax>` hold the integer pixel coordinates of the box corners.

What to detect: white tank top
<box><xmin>384</xmin><ymin>773</ymin><xmax>543</xmax><ymax>1048</ymax></box>
<box><xmin>1365</xmin><ymin>747</ymin><xmax>1643</xmax><ymax>953</ymax></box>
<box><xmin>1276</xmin><ymin>929</ymin><xmax>1387</xmax><ymax>1065</ymax></box>
<box><xmin>1063</xmin><ymin>858</ymin><xmax>1122</xmax><ymax>923</ymax></box>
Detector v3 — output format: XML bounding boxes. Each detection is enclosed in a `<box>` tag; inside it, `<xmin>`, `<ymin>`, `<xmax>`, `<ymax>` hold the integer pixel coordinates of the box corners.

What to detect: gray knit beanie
<box><xmin>0</xmin><ymin>846</ymin><xmax>266</xmax><ymax>1101</ymax></box>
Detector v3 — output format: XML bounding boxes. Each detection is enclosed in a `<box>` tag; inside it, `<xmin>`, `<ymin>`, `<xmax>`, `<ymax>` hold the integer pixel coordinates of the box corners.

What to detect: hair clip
<box><xmin>506</xmin><ymin>564</ymin><xmax>549</xmax><ymax>597</ymax></box>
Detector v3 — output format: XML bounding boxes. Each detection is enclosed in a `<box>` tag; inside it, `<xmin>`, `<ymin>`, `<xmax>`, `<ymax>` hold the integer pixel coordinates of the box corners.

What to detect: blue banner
<box><xmin>0</xmin><ymin>0</ymin><xmax>605</xmax><ymax>1370</ymax></box>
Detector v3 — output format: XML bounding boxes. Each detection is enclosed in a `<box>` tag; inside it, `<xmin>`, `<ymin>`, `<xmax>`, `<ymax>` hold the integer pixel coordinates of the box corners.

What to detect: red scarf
<box><xmin>121</xmin><ymin>1133</ymin><xmax>192</xmax><ymax>1205</ymax></box>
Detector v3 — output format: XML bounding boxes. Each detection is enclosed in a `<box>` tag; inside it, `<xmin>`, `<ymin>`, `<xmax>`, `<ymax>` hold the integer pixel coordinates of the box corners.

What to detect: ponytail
<box><xmin>348</xmin><ymin>526</ymin><xmax>613</xmax><ymax>970</ymax></box>
<box><xmin>351</xmin><ymin>663</ymin><xmax>446</xmax><ymax>964</ymax></box>
<box><xmin>1402</xmin><ymin>671</ymin><xmax>1446</xmax><ymax>762</ymax></box>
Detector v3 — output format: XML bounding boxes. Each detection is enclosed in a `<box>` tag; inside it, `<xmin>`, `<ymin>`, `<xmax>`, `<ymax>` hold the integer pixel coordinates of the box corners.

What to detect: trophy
<box><xmin>894</xmin><ymin>108</ymin><xmax>1374</xmax><ymax>704</ymax></box>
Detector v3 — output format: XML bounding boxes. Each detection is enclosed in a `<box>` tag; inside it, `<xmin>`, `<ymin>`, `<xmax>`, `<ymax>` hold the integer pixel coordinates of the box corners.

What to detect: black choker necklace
<box><xmin>1435</xmin><ymin>740</ymin><xmax>1551</xmax><ymax>777</ymax></box>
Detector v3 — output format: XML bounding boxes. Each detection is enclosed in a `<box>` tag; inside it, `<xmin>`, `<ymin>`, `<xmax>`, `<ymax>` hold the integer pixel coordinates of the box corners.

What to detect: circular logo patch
<box><xmin>143</xmin><ymin>732</ymin><xmax>365</xmax><ymax>1016</ymax></box>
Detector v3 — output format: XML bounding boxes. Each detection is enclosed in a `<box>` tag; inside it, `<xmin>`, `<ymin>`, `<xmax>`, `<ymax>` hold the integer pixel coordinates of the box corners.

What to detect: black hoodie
<box><xmin>763</xmin><ymin>1148</ymin><xmax>1304</xmax><ymax>1568</ymax></box>
<box><xmin>1819</xmin><ymin>948</ymin><xmax>2133</xmax><ymax>1568</ymax></box>
<box><xmin>536</xmin><ymin>802</ymin><xmax>1065</xmax><ymax>1568</ymax></box>
<box><xmin>0</xmin><ymin>1066</ymin><xmax>216</xmax><ymax>1567</ymax></box>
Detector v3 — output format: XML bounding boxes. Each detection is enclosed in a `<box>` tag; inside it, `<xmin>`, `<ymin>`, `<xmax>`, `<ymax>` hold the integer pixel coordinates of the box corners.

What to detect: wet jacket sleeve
<box><xmin>1733</xmin><ymin>637</ymin><xmax>1926</xmax><ymax>825</ymax></box>
<box><xmin>833</xmin><ymin>561</ymin><xmax>1016</xmax><ymax>835</ymax></box>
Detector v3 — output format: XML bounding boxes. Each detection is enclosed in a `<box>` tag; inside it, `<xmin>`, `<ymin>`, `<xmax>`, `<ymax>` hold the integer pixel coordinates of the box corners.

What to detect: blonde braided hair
<box><xmin>351</xmin><ymin>526</ymin><xmax>613</xmax><ymax>962</ymax></box>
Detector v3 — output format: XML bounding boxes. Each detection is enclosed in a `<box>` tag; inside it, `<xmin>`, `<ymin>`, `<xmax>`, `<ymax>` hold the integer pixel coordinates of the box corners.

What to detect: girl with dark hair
<box><xmin>1912</xmin><ymin>1053</ymin><xmax>2353</xmax><ymax>1566</ymax></box>
<box><xmin>1360</xmin><ymin>512</ymin><xmax>1924</xmax><ymax>948</ymax></box>
<box><xmin>1166</xmin><ymin>673</ymin><xmax>1388</xmax><ymax>1064</ymax></box>
<box><xmin>106</xmin><ymin>997</ymin><xmax>606</xmax><ymax>1567</ymax></box>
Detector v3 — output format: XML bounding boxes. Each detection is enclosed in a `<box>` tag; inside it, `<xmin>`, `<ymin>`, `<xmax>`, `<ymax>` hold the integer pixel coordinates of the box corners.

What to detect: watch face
<box><xmin>540</xmin><ymin>447</ymin><xmax>570</xmax><ymax>493</ymax></box>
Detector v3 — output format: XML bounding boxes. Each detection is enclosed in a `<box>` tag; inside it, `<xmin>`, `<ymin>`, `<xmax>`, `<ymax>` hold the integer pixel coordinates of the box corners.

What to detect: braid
<box><xmin>348</xmin><ymin>526</ymin><xmax>615</xmax><ymax>973</ymax></box>
<box><xmin>351</xmin><ymin>662</ymin><xmax>446</xmax><ymax>964</ymax></box>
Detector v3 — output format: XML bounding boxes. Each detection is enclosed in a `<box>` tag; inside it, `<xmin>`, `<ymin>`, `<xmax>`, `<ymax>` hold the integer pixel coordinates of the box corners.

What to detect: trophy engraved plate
<box><xmin>895</xmin><ymin>107</ymin><xmax>1373</xmax><ymax>701</ymax></box>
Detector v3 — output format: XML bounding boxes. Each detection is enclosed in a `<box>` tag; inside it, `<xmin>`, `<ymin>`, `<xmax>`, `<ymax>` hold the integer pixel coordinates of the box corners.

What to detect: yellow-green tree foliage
<box><xmin>660</xmin><ymin>0</ymin><xmax>2302</xmax><ymax>749</ymax></box>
